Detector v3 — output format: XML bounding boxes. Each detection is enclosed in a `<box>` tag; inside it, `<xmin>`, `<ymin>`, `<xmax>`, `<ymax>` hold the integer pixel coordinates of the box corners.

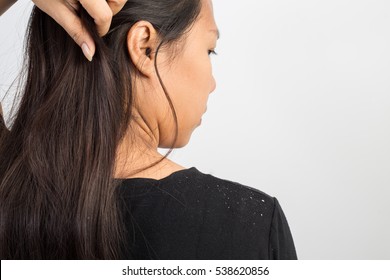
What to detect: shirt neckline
<box><xmin>118</xmin><ymin>166</ymin><xmax>198</xmax><ymax>184</ymax></box>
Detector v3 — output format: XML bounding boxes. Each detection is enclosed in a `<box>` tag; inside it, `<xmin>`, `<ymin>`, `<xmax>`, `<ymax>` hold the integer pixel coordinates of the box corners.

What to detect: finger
<box><xmin>79</xmin><ymin>0</ymin><xmax>113</xmax><ymax>37</ymax></box>
<box><xmin>107</xmin><ymin>0</ymin><xmax>127</xmax><ymax>16</ymax></box>
<box><xmin>51</xmin><ymin>3</ymin><xmax>95</xmax><ymax>61</ymax></box>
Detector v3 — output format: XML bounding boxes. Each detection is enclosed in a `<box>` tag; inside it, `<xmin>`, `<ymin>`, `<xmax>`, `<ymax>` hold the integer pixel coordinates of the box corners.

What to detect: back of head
<box><xmin>0</xmin><ymin>0</ymin><xmax>201</xmax><ymax>259</ymax></box>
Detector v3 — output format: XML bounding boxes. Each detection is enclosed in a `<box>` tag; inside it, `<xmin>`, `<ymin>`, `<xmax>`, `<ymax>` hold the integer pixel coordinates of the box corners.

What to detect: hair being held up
<box><xmin>0</xmin><ymin>0</ymin><xmax>201</xmax><ymax>259</ymax></box>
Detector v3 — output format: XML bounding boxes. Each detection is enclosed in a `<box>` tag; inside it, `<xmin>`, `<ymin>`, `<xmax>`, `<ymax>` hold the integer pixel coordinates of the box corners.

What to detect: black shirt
<box><xmin>118</xmin><ymin>167</ymin><xmax>297</xmax><ymax>259</ymax></box>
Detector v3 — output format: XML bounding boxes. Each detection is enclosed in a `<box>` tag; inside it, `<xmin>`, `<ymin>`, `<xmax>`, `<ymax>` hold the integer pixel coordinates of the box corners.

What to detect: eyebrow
<box><xmin>210</xmin><ymin>28</ymin><xmax>220</xmax><ymax>39</ymax></box>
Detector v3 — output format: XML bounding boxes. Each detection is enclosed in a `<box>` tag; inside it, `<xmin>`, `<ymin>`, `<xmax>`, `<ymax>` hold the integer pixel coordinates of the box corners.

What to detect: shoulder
<box><xmin>118</xmin><ymin>166</ymin><xmax>295</xmax><ymax>259</ymax></box>
<box><xmin>119</xmin><ymin>166</ymin><xmax>277</xmax><ymax>219</ymax></box>
<box><xmin>178</xmin><ymin>167</ymin><xmax>277</xmax><ymax>230</ymax></box>
<box><xmin>177</xmin><ymin>167</ymin><xmax>279</xmax><ymax>258</ymax></box>
<box><xmin>186</xmin><ymin>167</ymin><xmax>297</xmax><ymax>259</ymax></box>
<box><xmin>183</xmin><ymin>167</ymin><xmax>275</xmax><ymax>212</ymax></box>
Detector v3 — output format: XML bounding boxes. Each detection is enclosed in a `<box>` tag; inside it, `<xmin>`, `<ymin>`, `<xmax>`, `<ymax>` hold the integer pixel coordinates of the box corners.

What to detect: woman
<box><xmin>0</xmin><ymin>0</ymin><xmax>297</xmax><ymax>259</ymax></box>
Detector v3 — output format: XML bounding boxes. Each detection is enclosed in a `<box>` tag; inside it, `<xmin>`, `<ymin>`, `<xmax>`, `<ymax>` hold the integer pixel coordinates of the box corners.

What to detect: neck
<box><xmin>113</xmin><ymin>112</ymin><xmax>183</xmax><ymax>179</ymax></box>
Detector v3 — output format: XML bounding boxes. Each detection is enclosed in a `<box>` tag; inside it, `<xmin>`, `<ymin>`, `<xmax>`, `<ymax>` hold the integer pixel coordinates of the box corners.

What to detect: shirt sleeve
<box><xmin>268</xmin><ymin>197</ymin><xmax>298</xmax><ymax>259</ymax></box>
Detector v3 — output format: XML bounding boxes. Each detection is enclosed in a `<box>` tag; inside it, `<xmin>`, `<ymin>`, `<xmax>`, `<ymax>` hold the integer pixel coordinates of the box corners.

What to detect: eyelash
<box><xmin>208</xmin><ymin>50</ymin><xmax>218</xmax><ymax>56</ymax></box>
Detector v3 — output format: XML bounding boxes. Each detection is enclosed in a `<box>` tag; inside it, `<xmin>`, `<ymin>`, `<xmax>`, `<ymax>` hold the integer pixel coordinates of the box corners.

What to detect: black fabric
<box><xmin>118</xmin><ymin>167</ymin><xmax>297</xmax><ymax>260</ymax></box>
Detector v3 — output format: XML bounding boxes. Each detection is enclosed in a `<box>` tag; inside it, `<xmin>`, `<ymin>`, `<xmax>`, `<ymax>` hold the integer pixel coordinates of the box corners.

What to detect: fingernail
<box><xmin>81</xmin><ymin>42</ymin><xmax>93</xmax><ymax>62</ymax></box>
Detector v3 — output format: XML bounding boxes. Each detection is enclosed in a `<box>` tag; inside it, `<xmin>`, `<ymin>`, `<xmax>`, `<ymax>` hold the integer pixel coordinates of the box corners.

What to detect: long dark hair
<box><xmin>0</xmin><ymin>0</ymin><xmax>201</xmax><ymax>259</ymax></box>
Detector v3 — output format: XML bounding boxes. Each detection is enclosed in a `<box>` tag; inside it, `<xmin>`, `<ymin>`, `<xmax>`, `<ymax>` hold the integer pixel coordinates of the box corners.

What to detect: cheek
<box><xmin>167</xmin><ymin>56</ymin><xmax>211</xmax><ymax>111</ymax></box>
<box><xmin>159</xmin><ymin>55</ymin><xmax>214</xmax><ymax>147</ymax></box>
<box><xmin>184</xmin><ymin>56</ymin><xmax>212</xmax><ymax>100</ymax></box>
<box><xmin>182</xmin><ymin>60</ymin><xmax>211</xmax><ymax>120</ymax></box>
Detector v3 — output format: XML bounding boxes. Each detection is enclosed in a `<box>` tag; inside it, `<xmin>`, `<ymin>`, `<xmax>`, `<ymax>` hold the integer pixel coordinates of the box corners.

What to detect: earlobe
<box><xmin>126</xmin><ymin>21</ymin><xmax>158</xmax><ymax>77</ymax></box>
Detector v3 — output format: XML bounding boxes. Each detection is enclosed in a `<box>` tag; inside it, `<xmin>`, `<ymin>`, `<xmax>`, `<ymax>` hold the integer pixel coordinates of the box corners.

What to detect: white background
<box><xmin>2</xmin><ymin>260</ymin><xmax>390</xmax><ymax>280</ymax></box>
<box><xmin>1</xmin><ymin>0</ymin><xmax>389</xmax><ymax>259</ymax></box>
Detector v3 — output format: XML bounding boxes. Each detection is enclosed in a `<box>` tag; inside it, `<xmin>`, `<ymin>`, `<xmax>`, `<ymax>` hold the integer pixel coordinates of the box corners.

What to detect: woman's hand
<box><xmin>32</xmin><ymin>0</ymin><xmax>127</xmax><ymax>61</ymax></box>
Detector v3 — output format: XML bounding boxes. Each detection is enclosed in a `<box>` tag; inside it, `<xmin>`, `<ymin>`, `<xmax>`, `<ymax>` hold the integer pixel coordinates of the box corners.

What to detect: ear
<box><xmin>126</xmin><ymin>21</ymin><xmax>158</xmax><ymax>77</ymax></box>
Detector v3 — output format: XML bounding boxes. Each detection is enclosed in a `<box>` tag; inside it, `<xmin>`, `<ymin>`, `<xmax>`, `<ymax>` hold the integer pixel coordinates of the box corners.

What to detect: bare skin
<box><xmin>114</xmin><ymin>0</ymin><xmax>219</xmax><ymax>180</ymax></box>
